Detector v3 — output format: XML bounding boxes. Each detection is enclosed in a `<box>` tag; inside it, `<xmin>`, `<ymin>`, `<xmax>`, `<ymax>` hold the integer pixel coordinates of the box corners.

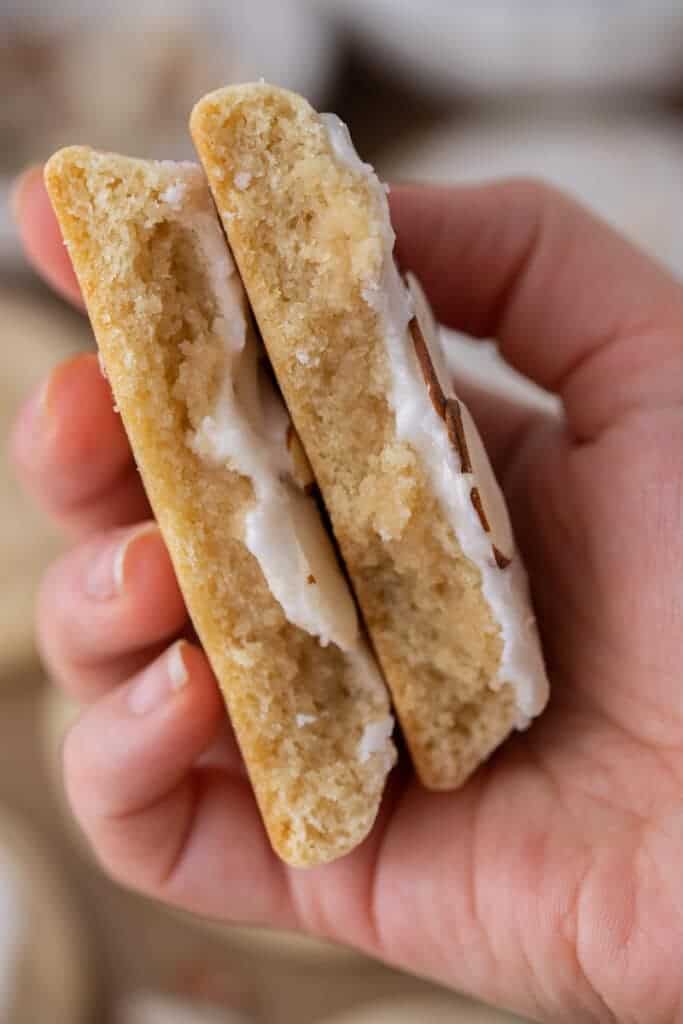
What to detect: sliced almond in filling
<box><xmin>286</xmin><ymin>423</ymin><xmax>316</xmax><ymax>493</ymax></box>
<box><xmin>406</xmin><ymin>272</ymin><xmax>514</xmax><ymax>568</ymax></box>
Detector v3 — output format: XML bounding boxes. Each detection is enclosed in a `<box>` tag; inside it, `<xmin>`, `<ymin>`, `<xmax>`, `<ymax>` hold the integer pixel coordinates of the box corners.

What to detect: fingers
<box><xmin>391</xmin><ymin>180</ymin><xmax>683</xmax><ymax>440</ymax></box>
<box><xmin>64</xmin><ymin>642</ymin><xmax>292</xmax><ymax>925</ymax></box>
<box><xmin>9</xmin><ymin>352</ymin><xmax>150</xmax><ymax>537</ymax></box>
<box><xmin>64</xmin><ymin>644</ymin><xmax>223</xmax><ymax>819</ymax></box>
<box><xmin>12</xmin><ymin>165</ymin><xmax>84</xmax><ymax>308</ymax></box>
<box><xmin>37</xmin><ymin>522</ymin><xmax>188</xmax><ymax>702</ymax></box>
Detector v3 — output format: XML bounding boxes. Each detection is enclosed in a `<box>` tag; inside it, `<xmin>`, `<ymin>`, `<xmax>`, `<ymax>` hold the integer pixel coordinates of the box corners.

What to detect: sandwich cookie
<box><xmin>191</xmin><ymin>84</ymin><xmax>549</xmax><ymax>789</ymax></box>
<box><xmin>45</xmin><ymin>148</ymin><xmax>395</xmax><ymax>866</ymax></box>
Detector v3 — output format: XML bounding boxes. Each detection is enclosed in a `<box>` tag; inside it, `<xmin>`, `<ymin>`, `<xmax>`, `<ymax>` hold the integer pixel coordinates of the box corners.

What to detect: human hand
<box><xmin>10</xmin><ymin>167</ymin><xmax>683</xmax><ymax>1023</ymax></box>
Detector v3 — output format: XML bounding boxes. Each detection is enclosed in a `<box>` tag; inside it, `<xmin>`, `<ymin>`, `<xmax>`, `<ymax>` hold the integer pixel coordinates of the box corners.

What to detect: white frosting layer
<box><xmin>406</xmin><ymin>271</ymin><xmax>514</xmax><ymax>564</ymax></box>
<box><xmin>321</xmin><ymin>118</ymin><xmax>549</xmax><ymax>725</ymax></box>
<box><xmin>322</xmin><ymin>113</ymin><xmax>374</xmax><ymax>175</ymax></box>
<box><xmin>358</xmin><ymin>716</ymin><xmax>395</xmax><ymax>764</ymax></box>
<box><xmin>160</xmin><ymin>168</ymin><xmax>360</xmax><ymax>653</ymax></box>
<box><xmin>158</xmin><ymin>167</ymin><xmax>395</xmax><ymax>769</ymax></box>
<box><xmin>0</xmin><ymin>849</ymin><xmax>22</xmax><ymax>1015</ymax></box>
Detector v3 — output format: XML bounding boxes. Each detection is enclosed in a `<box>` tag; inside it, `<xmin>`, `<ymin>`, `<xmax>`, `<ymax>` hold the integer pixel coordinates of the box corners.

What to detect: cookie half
<box><xmin>44</xmin><ymin>147</ymin><xmax>395</xmax><ymax>866</ymax></box>
<box><xmin>191</xmin><ymin>84</ymin><xmax>549</xmax><ymax>789</ymax></box>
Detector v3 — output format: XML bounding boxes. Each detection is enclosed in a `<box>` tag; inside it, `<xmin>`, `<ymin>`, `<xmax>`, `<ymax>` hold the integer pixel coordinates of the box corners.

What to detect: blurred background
<box><xmin>2</xmin><ymin>2</ymin><xmax>683</xmax><ymax>1021</ymax></box>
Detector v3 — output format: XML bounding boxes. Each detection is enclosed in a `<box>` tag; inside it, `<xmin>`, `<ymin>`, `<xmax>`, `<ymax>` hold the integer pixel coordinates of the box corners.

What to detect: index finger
<box><xmin>12</xmin><ymin>165</ymin><xmax>84</xmax><ymax>308</ymax></box>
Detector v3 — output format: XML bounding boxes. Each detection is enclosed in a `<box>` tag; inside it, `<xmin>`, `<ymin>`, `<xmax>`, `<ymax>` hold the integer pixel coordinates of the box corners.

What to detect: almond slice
<box><xmin>406</xmin><ymin>272</ymin><xmax>514</xmax><ymax>567</ymax></box>
<box><xmin>456</xmin><ymin>400</ymin><xmax>514</xmax><ymax>566</ymax></box>
<box><xmin>409</xmin><ymin>317</ymin><xmax>446</xmax><ymax>419</ymax></box>
<box><xmin>443</xmin><ymin>398</ymin><xmax>472</xmax><ymax>473</ymax></box>
<box><xmin>286</xmin><ymin>423</ymin><xmax>316</xmax><ymax>492</ymax></box>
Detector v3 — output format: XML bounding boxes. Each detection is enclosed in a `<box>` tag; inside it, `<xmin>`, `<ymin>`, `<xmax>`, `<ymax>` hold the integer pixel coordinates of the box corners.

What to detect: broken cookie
<box><xmin>44</xmin><ymin>147</ymin><xmax>395</xmax><ymax>866</ymax></box>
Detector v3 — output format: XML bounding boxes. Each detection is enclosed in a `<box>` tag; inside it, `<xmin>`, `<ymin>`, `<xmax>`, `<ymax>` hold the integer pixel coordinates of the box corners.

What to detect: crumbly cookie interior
<box><xmin>192</xmin><ymin>87</ymin><xmax>517</xmax><ymax>788</ymax></box>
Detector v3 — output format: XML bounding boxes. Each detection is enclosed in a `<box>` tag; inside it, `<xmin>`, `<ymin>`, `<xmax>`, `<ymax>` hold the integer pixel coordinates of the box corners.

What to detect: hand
<box><xmin>10</xmin><ymin>166</ymin><xmax>683</xmax><ymax>1023</ymax></box>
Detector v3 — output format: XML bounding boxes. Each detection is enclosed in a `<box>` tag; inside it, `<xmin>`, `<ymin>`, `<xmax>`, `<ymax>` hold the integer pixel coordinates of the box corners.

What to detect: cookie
<box><xmin>44</xmin><ymin>147</ymin><xmax>395</xmax><ymax>866</ymax></box>
<box><xmin>191</xmin><ymin>84</ymin><xmax>549</xmax><ymax>789</ymax></box>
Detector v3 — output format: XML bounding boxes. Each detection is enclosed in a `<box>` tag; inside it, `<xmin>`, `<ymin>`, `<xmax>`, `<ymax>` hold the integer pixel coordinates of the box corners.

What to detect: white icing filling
<box><xmin>321</xmin><ymin>118</ymin><xmax>549</xmax><ymax>725</ymax></box>
<box><xmin>156</xmin><ymin>163</ymin><xmax>394</xmax><ymax>767</ymax></box>
<box><xmin>406</xmin><ymin>272</ymin><xmax>514</xmax><ymax>563</ymax></box>
<box><xmin>322</xmin><ymin>113</ymin><xmax>375</xmax><ymax>175</ymax></box>
<box><xmin>0</xmin><ymin>849</ymin><xmax>23</xmax><ymax>1015</ymax></box>
<box><xmin>165</xmin><ymin>168</ymin><xmax>359</xmax><ymax>652</ymax></box>
<box><xmin>358</xmin><ymin>716</ymin><xmax>395</xmax><ymax>764</ymax></box>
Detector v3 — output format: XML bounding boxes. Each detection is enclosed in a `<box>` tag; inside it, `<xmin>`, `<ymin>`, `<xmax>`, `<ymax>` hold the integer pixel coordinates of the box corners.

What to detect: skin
<box><xmin>9</xmin><ymin>167</ymin><xmax>683</xmax><ymax>1023</ymax></box>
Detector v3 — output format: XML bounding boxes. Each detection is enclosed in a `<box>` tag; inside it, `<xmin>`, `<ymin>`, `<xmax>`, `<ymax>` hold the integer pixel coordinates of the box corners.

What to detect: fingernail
<box><xmin>9</xmin><ymin>165</ymin><xmax>43</xmax><ymax>225</ymax></box>
<box><xmin>128</xmin><ymin>642</ymin><xmax>189</xmax><ymax>715</ymax></box>
<box><xmin>84</xmin><ymin>522</ymin><xmax>159</xmax><ymax>601</ymax></box>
